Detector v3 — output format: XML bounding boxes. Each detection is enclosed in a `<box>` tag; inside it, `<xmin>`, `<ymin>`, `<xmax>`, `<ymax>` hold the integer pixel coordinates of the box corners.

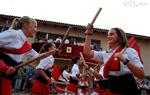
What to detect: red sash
<box><xmin>103</xmin><ymin>48</ymin><xmax>122</xmax><ymax>78</ymax></box>
<box><xmin>0</xmin><ymin>41</ymin><xmax>32</xmax><ymax>54</ymax></box>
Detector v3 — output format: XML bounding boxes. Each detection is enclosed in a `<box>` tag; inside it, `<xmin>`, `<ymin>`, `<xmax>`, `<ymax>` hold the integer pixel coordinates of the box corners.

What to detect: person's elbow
<box><xmin>136</xmin><ymin>69</ymin><xmax>145</xmax><ymax>79</ymax></box>
<box><xmin>139</xmin><ymin>70</ymin><xmax>145</xmax><ymax>79</ymax></box>
<box><xmin>83</xmin><ymin>50</ymin><xmax>93</xmax><ymax>58</ymax></box>
<box><xmin>37</xmin><ymin>69</ymin><xmax>43</xmax><ymax>74</ymax></box>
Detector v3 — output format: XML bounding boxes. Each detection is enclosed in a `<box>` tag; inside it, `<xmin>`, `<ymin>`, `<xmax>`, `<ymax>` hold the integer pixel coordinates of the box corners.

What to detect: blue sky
<box><xmin>0</xmin><ymin>0</ymin><xmax>149</xmax><ymax>36</ymax></box>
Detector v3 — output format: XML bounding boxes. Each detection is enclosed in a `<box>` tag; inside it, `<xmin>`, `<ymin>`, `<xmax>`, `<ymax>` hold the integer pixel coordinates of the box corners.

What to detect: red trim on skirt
<box><xmin>0</xmin><ymin>77</ymin><xmax>12</xmax><ymax>95</ymax></box>
<box><xmin>31</xmin><ymin>79</ymin><xmax>50</xmax><ymax>95</ymax></box>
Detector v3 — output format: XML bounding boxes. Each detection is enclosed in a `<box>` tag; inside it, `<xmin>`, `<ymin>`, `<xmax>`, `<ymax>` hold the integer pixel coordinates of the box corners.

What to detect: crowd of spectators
<box><xmin>12</xmin><ymin>66</ymin><xmax>36</xmax><ymax>93</ymax></box>
<box><xmin>35</xmin><ymin>32</ymin><xmax>102</xmax><ymax>51</ymax></box>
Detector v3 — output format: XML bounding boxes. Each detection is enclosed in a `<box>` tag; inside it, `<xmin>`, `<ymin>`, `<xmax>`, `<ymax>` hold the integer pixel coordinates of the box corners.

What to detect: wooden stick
<box><xmin>85</xmin><ymin>8</ymin><xmax>102</xmax><ymax>34</ymax></box>
<box><xmin>58</xmin><ymin>26</ymin><xmax>72</xmax><ymax>50</ymax></box>
<box><xmin>80</xmin><ymin>52</ymin><xmax>85</xmax><ymax>63</ymax></box>
<box><xmin>120</xmin><ymin>38</ymin><xmax>136</xmax><ymax>55</ymax></box>
<box><xmin>38</xmin><ymin>43</ymin><xmax>45</xmax><ymax>53</ymax></box>
<box><xmin>83</xmin><ymin>8</ymin><xmax>102</xmax><ymax>70</ymax></box>
<box><xmin>14</xmin><ymin>49</ymin><xmax>56</xmax><ymax>69</ymax></box>
<box><xmin>80</xmin><ymin>52</ymin><xmax>94</xmax><ymax>77</ymax></box>
<box><xmin>57</xmin><ymin>87</ymin><xmax>73</xmax><ymax>94</ymax></box>
<box><xmin>92</xmin><ymin>60</ymin><xmax>104</xmax><ymax>71</ymax></box>
<box><xmin>80</xmin><ymin>52</ymin><xmax>102</xmax><ymax>71</ymax></box>
<box><xmin>80</xmin><ymin>52</ymin><xmax>90</xmax><ymax>69</ymax></box>
<box><xmin>52</xmin><ymin>80</ymin><xmax>68</xmax><ymax>85</ymax></box>
<box><xmin>93</xmin><ymin>63</ymin><xmax>99</xmax><ymax>69</ymax></box>
<box><xmin>80</xmin><ymin>52</ymin><xmax>85</xmax><ymax>74</ymax></box>
<box><xmin>91</xmin><ymin>7</ymin><xmax>102</xmax><ymax>25</ymax></box>
<box><xmin>50</xmin><ymin>82</ymin><xmax>73</xmax><ymax>94</ymax></box>
<box><xmin>77</xmin><ymin>60</ymin><xmax>94</xmax><ymax>95</ymax></box>
<box><xmin>80</xmin><ymin>52</ymin><xmax>104</xmax><ymax>80</ymax></box>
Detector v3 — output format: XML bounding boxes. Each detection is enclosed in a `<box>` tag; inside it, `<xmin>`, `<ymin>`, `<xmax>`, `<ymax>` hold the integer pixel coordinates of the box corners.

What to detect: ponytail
<box><xmin>10</xmin><ymin>16</ymin><xmax>32</xmax><ymax>30</ymax></box>
<box><xmin>9</xmin><ymin>18</ymin><xmax>20</xmax><ymax>29</ymax></box>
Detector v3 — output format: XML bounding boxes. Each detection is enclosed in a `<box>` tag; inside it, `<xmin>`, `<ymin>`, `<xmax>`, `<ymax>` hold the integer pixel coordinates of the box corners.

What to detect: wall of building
<box><xmin>137</xmin><ymin>38</ymin><xmax>150</xmax><ymax>76</ymax></box>
<box><xmin>0</xmin><ymin>15</ymin><xmax>150</xmax><ymax>77</ymax></box>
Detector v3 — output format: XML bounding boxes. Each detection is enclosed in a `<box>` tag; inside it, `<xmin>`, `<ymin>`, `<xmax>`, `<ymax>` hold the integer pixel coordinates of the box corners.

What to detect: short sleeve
<box><xmin>93</xmin><ymin>51</ymin><xmax>103</xmax><ymax>62</ymax></box>
<box><xmin>127</xmin><ymin>48</ymin><xmax>143</xmax><ymax>68</ymax></box>
<box><xmin>36</xmin><ymin>56</ymin><xmax>54</xmax><ymax>70</ymax></box>
<box><xmin>0</xmin><ymin>30</ymin><xmax>17</xmax><ymax>47</ymax></box>
<box><xmin>71</xmin><ymin>69</ymin><xmax>78</xmax><ymax>77</ymax></box>
<box><xmin>24</xmin><ymin>49</ymin><xmax>39</xmax><ymax>58</ymax></box>
<box><xmin>64</xmin><ymin>71</ymin><xmax>71</xmax><ymax>79</ymax></box>
<box><xmin>71</xmin><ymin>64</ymin><xmax>79</xmax><ymax>77</ymax></box>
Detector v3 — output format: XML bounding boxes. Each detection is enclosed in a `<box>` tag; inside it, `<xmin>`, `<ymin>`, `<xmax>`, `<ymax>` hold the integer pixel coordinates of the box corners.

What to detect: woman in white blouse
<box><xmin>83</xmin><ymin>24</ymin><xmax>144</xmax><ymax>95</ymax></box>
<box><xmin>0</xmin><ymin>16</ymin><xmax>39</xmax><ymax>95</ymax></box>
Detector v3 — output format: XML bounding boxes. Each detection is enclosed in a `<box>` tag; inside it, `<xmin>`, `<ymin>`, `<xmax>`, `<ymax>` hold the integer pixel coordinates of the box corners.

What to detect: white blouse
<box><xmin>71</xmin><ymin>64</ymin><xmax>80</xmax><ymax>77</ymax></box>
<box><xmin>58</xmin><ymin>70</ymin><xmax>71</xmax><ymax>82</ymax></box>
<box><xmin>94</xmin><ymin>48</ymin><xmax>144</xmax><ymax>77</ymax></box>
<box><xmin>36</xmin><ymin>55</ymin><xmax>54</xmax><ymax>70</ymax></box>
<box><xmin>0</xmin><ymin>29</ymin><xmax>38</xmax><ymax>62</ymax></box>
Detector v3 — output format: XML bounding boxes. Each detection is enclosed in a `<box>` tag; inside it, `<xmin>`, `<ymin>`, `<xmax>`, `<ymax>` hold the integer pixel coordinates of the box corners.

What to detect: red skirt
<box><xmin>31</xmin><ymin>79</ymin><xmax>50</xmax><ymax>95</ymax></box>
<box><xmin>57</xmin><ymin>85</ymin><xmax>66</xmax><ymax>94</ymax></box>
<box><xmin>0</xmin><ymin>77</ymin><xmax>12</xmax><ymax>95</ymax></box>
<box><xmin>66</xmin><ymin>83</ymin><xmax>78</xmax><ymax>93</ymax></box>
<box><xmin>81</xmin><ymin>87</ymin><xmax>88</xmax><ymax>94</ymax></box>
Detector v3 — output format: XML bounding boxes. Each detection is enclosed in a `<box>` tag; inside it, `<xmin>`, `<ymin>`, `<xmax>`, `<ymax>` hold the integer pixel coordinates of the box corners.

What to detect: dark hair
<box><xmin>10</xmin><ymin>16</ymin><xmax>34</xmax><ymax>30</ymax></box>
<box><xmin>71</xmin><ymin>56</ymin><xmax>80</xmax><ymax>66</ymax></box>
<box><xmin>43</xmin><ymin>42</ymin><xmax>54</xmax><ymax>52</ymax></box>
<box><xmin>111</xmin><ymin>28</ymin><xmax>127</xmax><ymax>48</ymax></box>
<box><xmin>60</xmin><ymin>65</ymin><xmax>68</xmax><ymax>72</ymax></box>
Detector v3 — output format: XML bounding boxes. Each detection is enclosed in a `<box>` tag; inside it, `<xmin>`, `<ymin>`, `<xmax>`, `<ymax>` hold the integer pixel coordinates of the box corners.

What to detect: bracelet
<box><xmin>123</xmin><ymin>58</ymin><xmax>129</xmax><ymax>65</ymax></box>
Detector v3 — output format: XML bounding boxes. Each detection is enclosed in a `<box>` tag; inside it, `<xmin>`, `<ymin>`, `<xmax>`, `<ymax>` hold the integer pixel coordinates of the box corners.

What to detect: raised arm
<box><xmin>83</xmin><ymin>23</ymin><xmax>94</xmax><ymax>58</ymax></box>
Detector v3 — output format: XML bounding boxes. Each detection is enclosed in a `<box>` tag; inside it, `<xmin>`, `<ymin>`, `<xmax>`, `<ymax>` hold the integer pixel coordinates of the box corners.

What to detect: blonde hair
<box><xmin>10</xmin><ymin>16</ymin><xmax>33</xmax><ymax>30</ymax></box>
